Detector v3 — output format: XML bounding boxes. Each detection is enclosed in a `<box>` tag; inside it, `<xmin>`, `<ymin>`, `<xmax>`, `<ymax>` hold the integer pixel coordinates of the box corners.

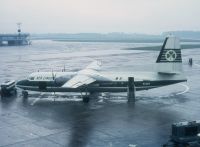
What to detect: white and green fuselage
<box><xmin>17</xmin><ymin>36</ymin><xmax>187</xmax><ymax>93</ymax></box>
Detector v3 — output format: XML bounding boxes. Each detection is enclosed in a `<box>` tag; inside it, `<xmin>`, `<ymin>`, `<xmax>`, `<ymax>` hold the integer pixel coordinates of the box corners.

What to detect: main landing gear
<box><xmin>82</xmin><ymin>95</ymin><xmax>90</xmax><ymax>103</ymax></box>
<box><xmin>22</xmin><ymin>90</ymin><xmax>28</xmax><ymax>99</ymax></box>
<box><xmin>81</xmin><ymin>91</ymin><xmax>90</xmax><ymax>103</ymax></box>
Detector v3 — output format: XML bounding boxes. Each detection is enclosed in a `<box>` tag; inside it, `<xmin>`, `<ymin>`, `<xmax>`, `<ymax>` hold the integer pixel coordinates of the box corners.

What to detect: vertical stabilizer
<box><xmin>156</xmin><ymin>36</ymin><xmax>182</xmax><ymax>74</ymax></box>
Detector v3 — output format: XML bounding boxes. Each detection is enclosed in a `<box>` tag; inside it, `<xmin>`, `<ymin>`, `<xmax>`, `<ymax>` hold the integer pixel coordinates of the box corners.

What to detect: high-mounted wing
<box><xmin>85</xmin><ymin>60</ymin><xmax>102</xmax><ymax>70</ymax></box>
<box><xmin>62</xmin><ymin>61</ymin><xmax>102</xmax><ymax>88</ymax></box>
<box><xmin>62</xmin><ymin>74</ymin><xmax>96</xmax><ymax>88</ymax></box>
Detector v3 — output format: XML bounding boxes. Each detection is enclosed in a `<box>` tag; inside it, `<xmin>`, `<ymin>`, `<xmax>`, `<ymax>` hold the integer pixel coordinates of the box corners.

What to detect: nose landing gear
<box><xmin>22</xmin><ymin>90</ymin><xmax>28</xmax><ymax>99</ymax></box>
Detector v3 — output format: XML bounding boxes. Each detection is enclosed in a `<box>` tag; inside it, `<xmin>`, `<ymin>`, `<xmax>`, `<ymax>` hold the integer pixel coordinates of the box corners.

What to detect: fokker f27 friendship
<box><xmin>17</xmin><ymin>36</ymin><xmax>187</xmax><ymax>103</ymax></box>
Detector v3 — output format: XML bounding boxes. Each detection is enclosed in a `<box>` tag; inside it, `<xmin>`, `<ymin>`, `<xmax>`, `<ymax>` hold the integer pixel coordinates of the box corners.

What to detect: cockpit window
<box><xmin>29</xmin><ymin>77</ymin><xmax>34</xmax><ymax>80</ymax></box>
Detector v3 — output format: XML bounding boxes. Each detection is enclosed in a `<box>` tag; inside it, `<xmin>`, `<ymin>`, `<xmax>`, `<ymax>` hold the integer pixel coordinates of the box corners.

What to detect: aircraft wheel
<box><xmin>14</xmin><ymin>88</ymin><xmax>17</xmax><ymax>95</ymax></box>
<box><xmin>22</xmin><ymin>90</ymin><xmax>28</xmax><ymax>99</ymax></box>
<box><xmin>0</xmin><ymin>90</ymin><xmax>6</xmax><ymax>98</ymax></box>
<box><xmin>82</xmin><ymin>96</ymin><xmax>90</xmax><ymax>103</ymax></box>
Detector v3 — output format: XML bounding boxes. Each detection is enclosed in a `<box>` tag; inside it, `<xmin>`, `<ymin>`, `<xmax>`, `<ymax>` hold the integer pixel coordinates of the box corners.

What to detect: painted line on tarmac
<box><xmin>30</xmin><ymin>98</ymin><xmax>41</xmax><ymax>106</ymax></box>
<box><xmin>176</xmin><ymin>83</ymin><xmax>190</xmax><ymax>95</ymax></box>
<box><xmin>194</xmin><ymin>63</ymin><xmax>200</xmax><ymax>67</ymax></box>
<box><xmin>128</xmin><ymin>144</ymin><xmax>137</xmax><ymax>147</ymax></box>
<box><xmin>30</xmin><ymin>93</ymin><xmax>44</xmax><ymax>105</ymax></box>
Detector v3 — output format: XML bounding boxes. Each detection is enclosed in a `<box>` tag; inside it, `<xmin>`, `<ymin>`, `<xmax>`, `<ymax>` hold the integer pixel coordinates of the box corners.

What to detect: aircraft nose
<box><xmin>16</xmin><ymin>80</ymin><xmax>22</xmax><ymax>86</ymax></box>
<box><xmin>16</xmin><ymin>80</ymin><xmax>27</xmax><ymax>87</ymax></box>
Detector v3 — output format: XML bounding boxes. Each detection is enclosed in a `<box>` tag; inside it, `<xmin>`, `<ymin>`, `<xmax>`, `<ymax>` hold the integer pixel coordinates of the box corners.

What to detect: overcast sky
<box><xmin>0</xmin><ymin>0</ymin><xmax>200</xmax><ymax>34</ymax></box>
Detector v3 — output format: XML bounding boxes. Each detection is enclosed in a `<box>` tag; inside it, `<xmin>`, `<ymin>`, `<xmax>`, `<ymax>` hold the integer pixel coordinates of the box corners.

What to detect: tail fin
<box><xmin>156</xmin><ymin>36</ymin><xmax>182</xmax><ymax>74</ymax></box>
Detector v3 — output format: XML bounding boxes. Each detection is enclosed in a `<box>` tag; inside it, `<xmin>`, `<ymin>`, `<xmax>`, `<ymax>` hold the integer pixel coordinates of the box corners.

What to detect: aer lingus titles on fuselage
<box><xmin>17</xmin><ymin>36</ymin><xmax>187</xmax><ymax>100</ymax></box>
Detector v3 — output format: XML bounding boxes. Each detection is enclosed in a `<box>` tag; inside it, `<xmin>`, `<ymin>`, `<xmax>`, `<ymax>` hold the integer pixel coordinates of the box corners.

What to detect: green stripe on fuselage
<box><xmin>17</xmin><ymin>79</ymin><xmax>186</xmax><ymax>92</ymax></box>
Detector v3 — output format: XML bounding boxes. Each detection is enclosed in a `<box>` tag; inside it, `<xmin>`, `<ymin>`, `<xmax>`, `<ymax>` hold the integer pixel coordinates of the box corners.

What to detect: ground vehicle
<box><xmin>0</xmin><ymin>80</ymin><xmax>17</xmax><ymax>97</ymax></box>
<box><xmin>163</xmin><ymin>121</ymin><xmax>200</xmax><ymax>147</ymax></box>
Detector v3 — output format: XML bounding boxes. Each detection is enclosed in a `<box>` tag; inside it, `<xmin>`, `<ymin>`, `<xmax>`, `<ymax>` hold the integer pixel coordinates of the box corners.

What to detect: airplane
<box><xmin>16</xmin><ymin>36</ymin><xmax>187</xmax><ymax>103</ymax></box>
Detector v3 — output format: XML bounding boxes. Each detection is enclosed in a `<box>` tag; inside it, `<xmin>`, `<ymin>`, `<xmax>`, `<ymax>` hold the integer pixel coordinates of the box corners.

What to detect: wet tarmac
<box><xmin>0</xmin><ymin>40</ymin><xmax>200</xmax><ymax>147</ymax></box>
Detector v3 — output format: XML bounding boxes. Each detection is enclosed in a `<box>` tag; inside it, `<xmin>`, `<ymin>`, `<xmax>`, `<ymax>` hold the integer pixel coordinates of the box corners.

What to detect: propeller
<box><xmin>63</xmin><ymin>65</ymin><xmax>66</xmax><ymax>72</ymax></box>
